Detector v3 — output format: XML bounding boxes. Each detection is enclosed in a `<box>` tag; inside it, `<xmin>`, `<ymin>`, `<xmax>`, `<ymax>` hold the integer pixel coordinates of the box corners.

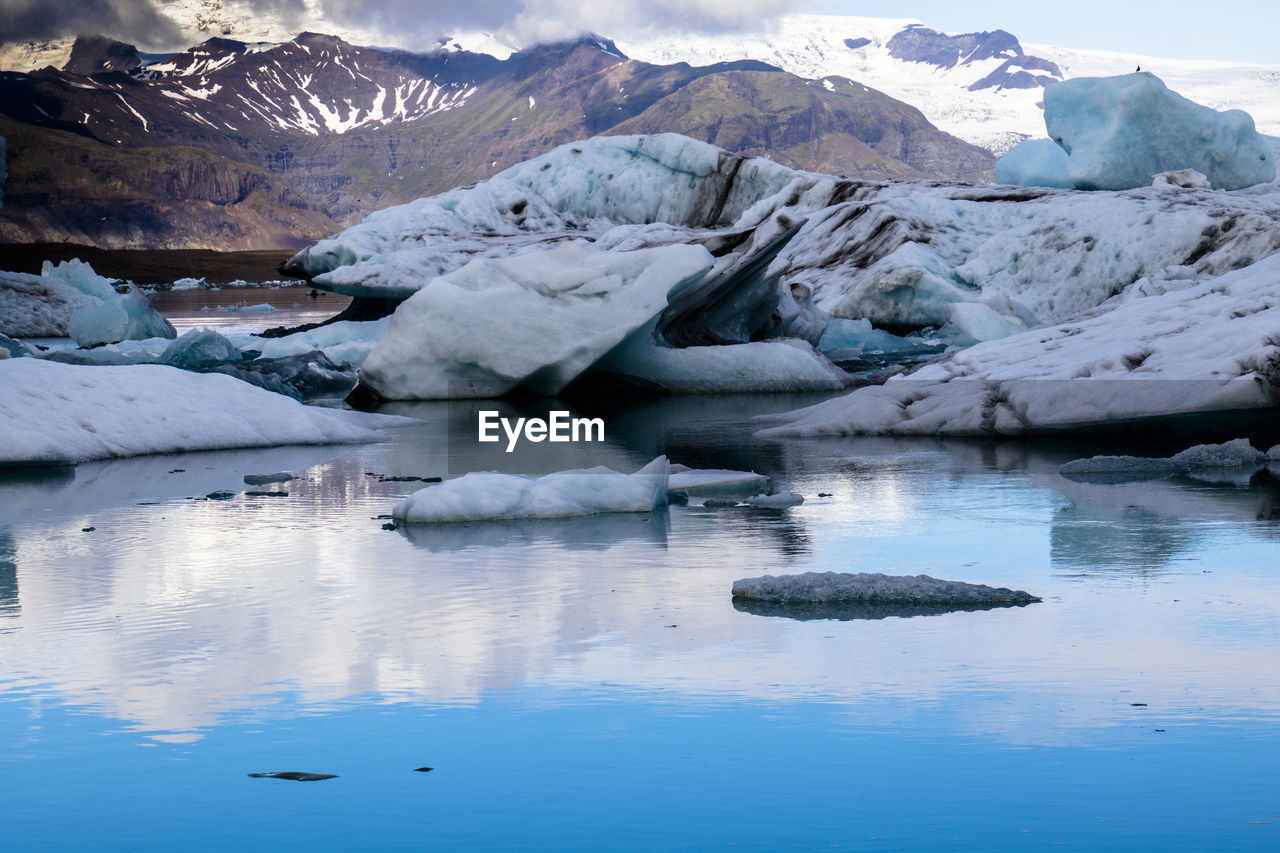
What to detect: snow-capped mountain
<box><xmin>617</xmin><ymin>15</ymin><xmax>1280</xmax><ymax>154</ymax></box>
<box><xmin>0</xmin><ymin>29</ymin><xmax>992</xmax><ymax>249</ymax></box>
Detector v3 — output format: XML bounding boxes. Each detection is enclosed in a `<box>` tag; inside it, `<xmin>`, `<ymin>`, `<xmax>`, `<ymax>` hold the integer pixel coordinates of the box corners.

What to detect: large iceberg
<box><xmin>758</xmin><ymin>250</ymin><xmax>1280</xmax><ymax>437</ymax></box>
<box><xmin>1001</xmin><ymin>73</ymin><xmax>1275</xmax><ymax>191</ymax></box>
<box><xmin>286</xmin><ymin>134</ymin><xmax>1280</xmax><ymax>363</ymax></box>
<box><xmin>359</xmin><ymin>243</ymin><xmax>716</xmax><ymax>399</ymax></box>
<box><xmin>391</xmin><ymin>457</ymin><xmax>671</xmax><ymax>523</ymax></box>
<box><xmin>0</xmin><ymin>359</ymin><xmax>409</xmax><ymax>466</ymax></box>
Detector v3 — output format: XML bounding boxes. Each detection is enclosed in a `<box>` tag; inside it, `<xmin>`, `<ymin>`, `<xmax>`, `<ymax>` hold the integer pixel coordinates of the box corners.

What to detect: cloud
<box><xmin>0</xmin><ymin>0</ymin><xmax>181</xmax><ymax>47</ymax></box>
<box><xmin>0</xmin><ymin>0</ymin><xmax>792</xmax><ymax>50</ymax></box>
<box><xmin>315</xmin><ymin>0</ymin><xmax>791</xmax><ymax>44</ymax></box>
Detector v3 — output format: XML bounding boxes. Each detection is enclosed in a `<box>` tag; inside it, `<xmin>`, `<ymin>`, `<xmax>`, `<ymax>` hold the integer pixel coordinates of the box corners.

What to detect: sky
<box><xmin>0</xmin><ymin>0</ymin><xmax>1275</xmax><ymax>64</ymax></box>
<box><xmin>814</xmin><ymin>1</ymin><xmax>1277</xmax><ymax>64</ymax></box>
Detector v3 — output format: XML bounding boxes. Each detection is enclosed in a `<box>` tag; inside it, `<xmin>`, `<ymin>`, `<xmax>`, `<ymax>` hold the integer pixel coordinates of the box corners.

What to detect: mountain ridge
<box><xmin>0</xmin><ymin>31</ymin><xmax>994</xmax><ymax>250</ymax></box>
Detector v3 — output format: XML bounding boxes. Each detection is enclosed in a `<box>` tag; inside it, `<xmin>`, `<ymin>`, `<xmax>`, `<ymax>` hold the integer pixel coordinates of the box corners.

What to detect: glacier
<box><xmin>0</xmin><ymin>359</ymin><xmax>410</xmax><ymax>467</ymax></box>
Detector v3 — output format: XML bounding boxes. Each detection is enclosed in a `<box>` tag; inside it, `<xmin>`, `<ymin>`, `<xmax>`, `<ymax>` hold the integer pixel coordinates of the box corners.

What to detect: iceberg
<box><xmin>0</xmin><ymin>359</ymin><xmax>409</xmax><ymax>467</ymax></box>
<box><xmin>743</xmin><ymin>492</ymin><xmax>805</xmax><ymax>508</ymax></box>
<box><xmin>995</xmin><ymin>138</ymin><xmax>1072</xmax><ymax>188</ymax></box>
<box><xmin>0</xmin><ymin>269</ymin><xmax>96</xmax><ymax>338</ymax></box>
<box><xmin>758</xmin><ymin>251</ymin><xmax>1280</xmax><ymax>437</ymax></box>
<box><xmin>391</xmin><ymin>456</ymin><xmax>670</xmax><ymax>523</ymax></box>
<box><xmin>1042</xmin><ymin>72</ymin><xmax>1275</xmax><ymax>191</ymax></box>
<box><xmin>35</xmin><ymin>260</ymin><xmax>177</xmax><ymax>348</ymax></box>
<box><xmin>731</xmin><ymin>572</ymin><xmax>1040</xmax><ymax>605</ymax></box>
<box><xmin>359</xmin><ymin>243</ymin><xmax>715</xmax><ymax>400</ymax></box>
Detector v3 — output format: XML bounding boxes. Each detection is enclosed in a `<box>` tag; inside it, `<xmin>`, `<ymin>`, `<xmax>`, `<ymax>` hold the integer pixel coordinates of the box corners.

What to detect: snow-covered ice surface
<box><xmin>1003</xmin><ymin>73</ymin><xmax>1275</xmax><ymax>191</ymax></box>
<box><xmin>0</xmin><ymin>359</ymin><xmax>409</xmax><ymax>466</ymax></box>
<box><xmin>759</xmin><ymin>250</ymin><xmax>1280</xmax><ymax>437</ymax></box>
<box><xmin>391</xmin><ymin>457</ymin><xmax>670</xmax><ymax>523</ymax></box>
<box><xmin>731</xmin><ymin>572</ymin><xmax>1040</xmax><ymax>605</ymax></box>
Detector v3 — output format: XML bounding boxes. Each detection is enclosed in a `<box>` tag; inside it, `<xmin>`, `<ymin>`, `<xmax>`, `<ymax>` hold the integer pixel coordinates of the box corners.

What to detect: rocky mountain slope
<box><xmin>0</xmin><ymin>31</ymin><xmax>993</xmax><ymax>250</ymax></box>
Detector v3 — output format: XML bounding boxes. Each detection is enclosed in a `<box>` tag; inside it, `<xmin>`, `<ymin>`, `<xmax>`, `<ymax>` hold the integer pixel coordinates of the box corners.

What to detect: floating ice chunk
<box><xmin>217</xmin><ymin>301</ymin><xmax>276</xmax><ymax>313</ymax></box>
<box><xmin>995</xmin><ymin>138</ymin><xmax>1072</xmax><ymax>188</ymax></box>
<box><xmin>1152</xmin><ymin>169</ymin><xmax>1210</xmax><ymax>189</ymax></box>
<box><xmin>160</xmin><ymin>329</ymin><xmax>243</xmax><ymax>370</ymax></box>
<box><xmin>0</xmin><ymin>360</ymin><xmax>410</xmax><ymax>466</ymax></box>
<box><xmin>0</xmin><ymin>332</ymin><xmax>34</xmax><ymax>358</ymax></box>
<box><xmin>359</xmin><ymin>243</ymin><xmax>714</xmax><ymax>400</ymax></box>
<box><xmin>244</xmin><ymin>472</ymin><xmax>293</xmax><ymax>485</ymax></box>
<box><xmin>668</xmin><ymin>468</ymin><xmax>769</xmax><ymax>495</ymax></box>
<box><xmin>1060</xmin><ymin>439</ymin><xmax>1265</xmax><ymax>481</ymax></box>
<box><xmin>731</xmin><ymin>572</ymin><xmax>1040</xmax><ymax>605</ymax></box>
<box><xmin>1043</xmin><ymin>72</ymin><xmax>1275</xmax><ymax>191</ymax></box>
<box><xmin>743</xmin><ymin>492</ymin><xmax>804</xmax><ymax>508</ymax></box>
<box><xmin>69</xmin><ymin>284</ymin><xmax>177</xmax><ymax>348</ymax></box>
<box><xmin>1268</xmin><ymin>445</ymin><xmax>1280</xmax><ymax>461</ymax></box>
<box><xmin>391</xmin><ymin>456</ymin><xmax>670</xmax><ymax>523</ymax></box>
<box><xmin>1170</xmin><ymin>439</ymin><xmax>1266</xmax><ymax>468</ymax></box>
<box><xmin>41</xmin><ymin>259</ymin><xmax>118</xmax><ymax>301</ymax></box>
<box><xmin>171</xmin><ymin>277</ymin><xmax>207</xmax><ymax>290</ymax></box>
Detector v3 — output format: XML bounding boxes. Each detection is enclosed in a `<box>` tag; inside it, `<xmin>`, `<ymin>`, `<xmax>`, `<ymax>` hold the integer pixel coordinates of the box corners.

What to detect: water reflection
<box><xmin>0</xmin><ymin>528</ymin><xmax>18</xmax><ymax>618</ymax></box>
<box><xmin>0</xmin><ymin>399</ymin><xmax>1278</xmax><ymax>748</ymax></box>
<box><xmin>397</xmin><ymin>509</ymin><xmax>670</xmax><ymax>551</ymax></box>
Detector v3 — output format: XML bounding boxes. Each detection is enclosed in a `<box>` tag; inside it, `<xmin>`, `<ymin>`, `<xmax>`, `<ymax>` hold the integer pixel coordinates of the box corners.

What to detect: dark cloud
<box><xmin>0</xmin><ymin>0</ymin><xmax>181</xmax><ymax>46</ymax></box>
<box><xmin>0</xmin><ymin>0</ymin><xmax>790</xmax><ymax>50</ymax></box>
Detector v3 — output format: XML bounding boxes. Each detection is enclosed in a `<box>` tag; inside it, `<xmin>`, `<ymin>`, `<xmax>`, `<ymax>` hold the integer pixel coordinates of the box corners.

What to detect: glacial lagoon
<box><xmin>3</xmin><ymin>385</ymin><xmax>1279</xmax><ymax>850</ymax></box>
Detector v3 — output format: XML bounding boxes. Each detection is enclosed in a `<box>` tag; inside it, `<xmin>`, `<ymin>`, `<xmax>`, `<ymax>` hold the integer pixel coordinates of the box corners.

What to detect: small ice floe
<box><xmin>731</xmin><ymin>571</ymin><xmax>1040</xmax><ymax>606</ymax></box>
<box><xmin>391</xmin><ymin>457</ymin><xmax>670</xmax><ymax>523</ymax></box>
<box><xmin>1060</xmin><ymin>438</ymin><xmax>1269</xmax><ymax>483</ymax></box>
<box><xmin>244</xmin><ymin>472</ymin><xmax>293</xmax><ymax>485</ymax></box>
<box><xmin>247</xmin><ymin>771</ymin><xmax>336</xmax><ymax>782</ymax></box>
<box><xmin>743</xmin><ymin>492</ymin><xmax>804</xmax><ymax>508</ymax></box>
<box><xmin>667</xmin><ymin>465</ymin><xmax>768</xmax><ymax>495</ymax></box>
<box><xmin>217</xmin><ymin>301</ymin><xmax>276</xmax><ymax>313</ymax></box>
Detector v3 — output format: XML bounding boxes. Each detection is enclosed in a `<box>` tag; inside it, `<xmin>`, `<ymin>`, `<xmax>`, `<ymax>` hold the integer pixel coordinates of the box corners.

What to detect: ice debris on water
<box><xmin>731</xmin><ymin>572</ymin><xmax>1040</xmax><ymax>605</ymax></box>
<box><xmin>743</xmin><ymin>492</ymin><xmax>804</xmax><ymax>508</ymax></box>
<box><xmin>667</xmin><ymin>467</ymin><xmax>768</xmax><ymax>495</ymax></box>
<box><xmin>392</xmin><ymin>457</ymin><xmax>671</xmax><ymax>523</ymax></box>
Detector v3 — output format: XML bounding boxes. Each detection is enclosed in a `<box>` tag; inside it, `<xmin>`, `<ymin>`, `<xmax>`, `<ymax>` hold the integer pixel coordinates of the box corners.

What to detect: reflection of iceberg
<box><xmin>397</xmin><ymin>508</ymin><xmax>670</xmax><ymax>552</ymax></box>
<box><xmin>0</xmin><ymin>527</ymin><xmax>18</xmax><ymax>618</ymax></box>
<box><xmin>733</xmin><ymin>598</ymin><xmax>1034</xmax><ymax>621</ymax></box>
<box><xmin>0</xmin><ymin>445</ymin><xmax>347</xmax><ymax>523</ymax></box>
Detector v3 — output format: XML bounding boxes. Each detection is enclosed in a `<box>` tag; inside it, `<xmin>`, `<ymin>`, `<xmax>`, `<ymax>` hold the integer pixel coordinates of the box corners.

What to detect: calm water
<box><xmin>3</xmin><ymin>389</ymin><xmax>1279</xmax><ymax>846</ymax></box>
